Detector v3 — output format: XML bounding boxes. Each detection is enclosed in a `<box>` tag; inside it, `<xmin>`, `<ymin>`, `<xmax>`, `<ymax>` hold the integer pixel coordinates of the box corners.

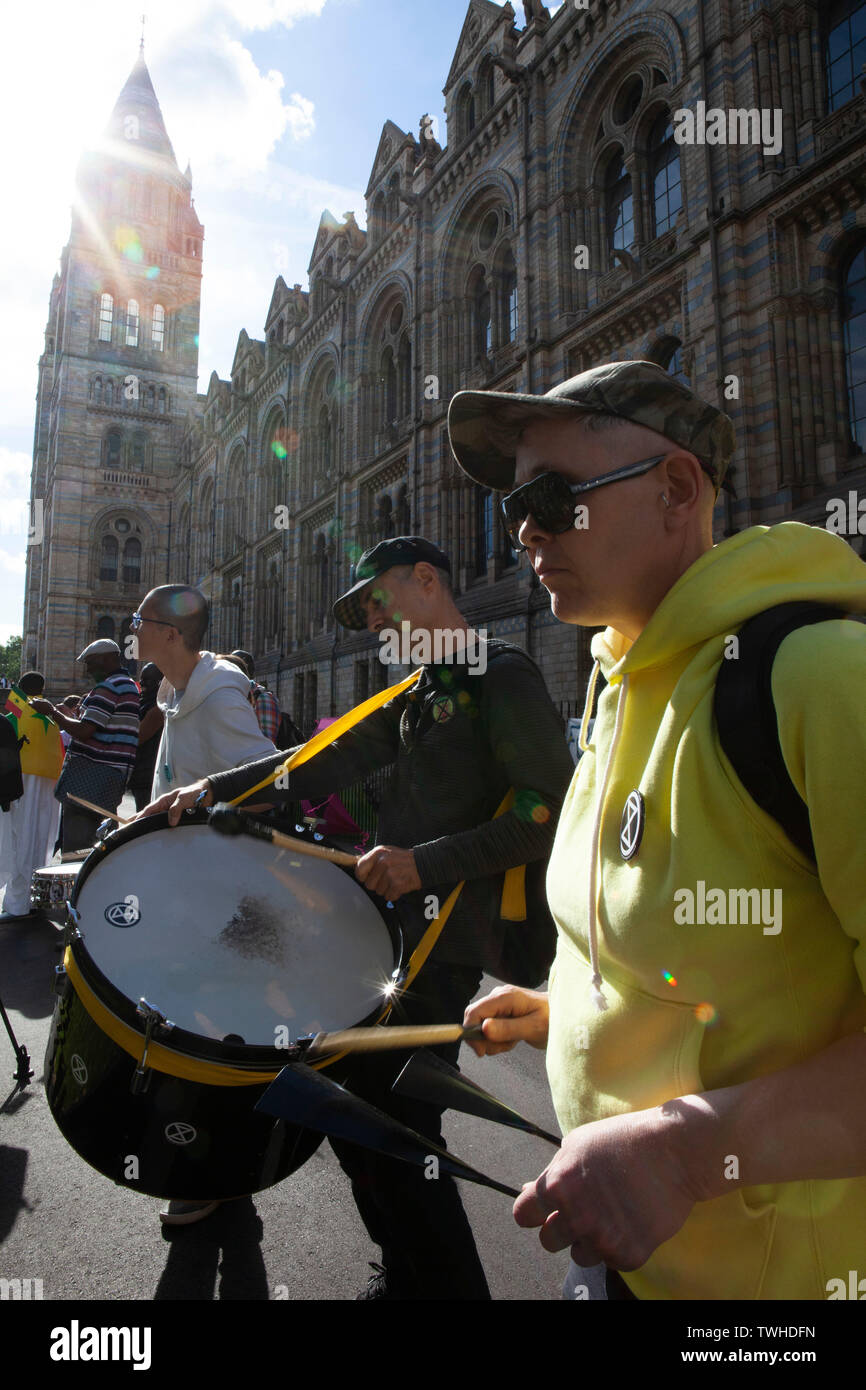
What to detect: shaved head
<box><xmin>143</xmin><ymin>585</ymin><xmax>209</xmax><ymax>652</ymax></box>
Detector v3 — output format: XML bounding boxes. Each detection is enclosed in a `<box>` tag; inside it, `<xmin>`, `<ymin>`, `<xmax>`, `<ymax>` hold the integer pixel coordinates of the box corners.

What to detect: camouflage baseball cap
<box><xmin>447</xmin><ymin>360</ymin><xmax>736</xmax><ymax>495</ymax></box>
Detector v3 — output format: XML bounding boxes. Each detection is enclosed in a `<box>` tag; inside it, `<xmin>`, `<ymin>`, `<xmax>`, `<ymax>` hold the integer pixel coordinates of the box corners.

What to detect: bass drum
<box><xmin>44</xmin><ymin>813</ymin><xmax>406</xmax><ymax>1200</ymax></box>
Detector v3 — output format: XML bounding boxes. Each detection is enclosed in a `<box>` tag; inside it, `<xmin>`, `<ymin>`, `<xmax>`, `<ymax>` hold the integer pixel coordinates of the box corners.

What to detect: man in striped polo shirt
<box><xmin>33</xmin><ymin>639</ymin><xmax>140</xmax><ymax>852</ymax></box>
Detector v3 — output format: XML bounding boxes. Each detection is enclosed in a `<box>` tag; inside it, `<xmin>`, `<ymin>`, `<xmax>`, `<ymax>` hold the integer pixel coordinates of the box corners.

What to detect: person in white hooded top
<box><xmin>131</xmin><ymin>585</ymin><xmax>277</xmax><ymax>803</ymax></box>
<box><xmin>131</xmin><ymin>584</ymin><xmax>278</xmax><ymax>1226</ymax></box>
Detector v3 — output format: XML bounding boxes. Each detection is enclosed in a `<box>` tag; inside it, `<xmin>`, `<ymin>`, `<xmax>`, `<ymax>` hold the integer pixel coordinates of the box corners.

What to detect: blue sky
<box><xmin>0</xmin><ymin>0</ymin><xmax>550</xmax><ymax>645</ymax></box>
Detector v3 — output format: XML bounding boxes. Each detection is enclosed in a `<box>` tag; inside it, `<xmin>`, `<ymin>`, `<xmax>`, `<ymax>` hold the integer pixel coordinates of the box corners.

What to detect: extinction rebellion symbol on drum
<box><xmin>70</xmin><ymin>1054</ymin><xmax>88</xmax><ymax>1086</ymax></box>
<box><xmin>104</xmin><ymin>895</ymin><xmax>141</xmax><ymax>927</ymax></box>
<box><xmin>165</xmin><ymin>1122</ymin><xmax>197</xmax><ymax>1146</ymax></box>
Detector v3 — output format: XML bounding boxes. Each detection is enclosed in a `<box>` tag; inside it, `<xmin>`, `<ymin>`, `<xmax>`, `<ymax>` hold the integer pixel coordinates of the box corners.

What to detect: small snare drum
<box><xmin>30</xmin><ymin>863</ymin><xmax>82</xmax><ymax>918</ymax></box>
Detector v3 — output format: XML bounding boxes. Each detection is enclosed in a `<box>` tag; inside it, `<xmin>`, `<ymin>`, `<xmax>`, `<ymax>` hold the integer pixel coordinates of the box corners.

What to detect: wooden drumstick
<box><xmin>208</xmin><ymin>803</ymin><xmax>358</xmax><ymax>866</ymax></box>
<box><xmin>67</xmin><ymin>794</ymin><xmax>129</xmax><ymax>825</ymax></box>
<box><xmin>305</xmin><ymin>1024</ymin><xmax>484</xmax><ymax>1059</ymax></box>
<box><xmin>269</xmin><ymin>828</ymin><xmax>358</xmax><ymax>867</ymax></box>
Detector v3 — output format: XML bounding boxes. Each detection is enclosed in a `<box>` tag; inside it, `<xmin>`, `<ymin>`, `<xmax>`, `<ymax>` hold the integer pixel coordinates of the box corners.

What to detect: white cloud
<box><xmin>0</xmin><ymin>551</ymin><xmax>26</xmax><ymax>576</ymax></box>
<box><xmin>158</xmin><ymin>28</ymin><xmax>316</xmax><ymax>189</ymax></box>
<box><xmin>0</xmin><ymin>448</ymin><xmax>31</xmax><ymax>499</ymax></box>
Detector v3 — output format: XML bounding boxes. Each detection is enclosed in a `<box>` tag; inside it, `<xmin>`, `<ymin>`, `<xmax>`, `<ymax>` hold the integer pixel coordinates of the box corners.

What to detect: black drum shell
<box><xmin>43</xmin><ymin>812</ymin><xmax>406</xmax><ymax>1200</ymax></box>
<box><xmin>44</xmin><ymin>979</ymin><xmax>335</xmax><ymax>1199</ymax></box>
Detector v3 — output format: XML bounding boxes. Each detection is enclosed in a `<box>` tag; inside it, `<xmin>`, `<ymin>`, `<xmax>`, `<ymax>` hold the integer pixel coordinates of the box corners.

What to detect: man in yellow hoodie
<box><xmin>449</xmin><ymin>361</ymin><xmax>866</xmax><ymax>1301</ymax></box>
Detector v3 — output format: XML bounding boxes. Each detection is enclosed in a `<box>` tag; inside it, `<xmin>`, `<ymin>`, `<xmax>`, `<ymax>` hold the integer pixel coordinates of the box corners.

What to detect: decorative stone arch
<box><xmin>358</xmin><ymin>274</ymin><xmax>414</xmax><ymax>444</ymax></box>
<box><xmin>194</xmin><ymin>472</ymin><xmax>217</xmax><ymax>577</ymax></box>
<box><xmin>222</xmin><ymin>440</ymin><xmax>247</xmax><ymax>558</ymax></box>
<box><xmin>258</xmin><ymin>399</ymin><xmax>288</xmax><ymax>535</ymax></box>
<box><xmin>302</xmin><ymin>348</ymin><xmax>341</xmax><ymax>487</ymax></box>
<box><xmin>438</xmin><ymin>177</ymin><xmax>521</xmax><ymax>374</ymax></box>
<box><xmin>437</xmin><ymin>171</ymin><xmax>520</xmax><ymax>301</ymax></box>
<box><xmin>554</xmin><ymin>15</ymin><xmax>685</xmax><ymax>198</ymax></box>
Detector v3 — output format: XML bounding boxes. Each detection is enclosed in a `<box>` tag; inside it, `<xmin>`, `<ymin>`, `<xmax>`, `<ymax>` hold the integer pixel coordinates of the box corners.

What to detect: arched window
<box><xmin>126</xmin><ymin>300</ymin><xmax>139</xmax><ymax>347</ymax></box>
<box><xmin>318</xmin><ymin>404</ymin><xmax>333</xmax><ymax>474</ymax></box>
<box><xmin>91</xmin><ymin>377</ymin><xmax>102</xmax><ymax>404</ymax></box>
<box><xmin>98</xmin><ymin>293</ymin><xmax>113</xmax><ymax>342</ymax></box>
<box><xmin>372</xmin><ymin>191</ymin><xmax>387</xmax><ymax>242</ymax></box>
<box><xmin>262</xmin><ymin>413</ymin><xmax>287</xmax><ymax>529</ymax></box>
<box><xmin>650</xmin><ymin>113</ymin><xmax>682</xmax><ymax>236</ymax></box>
<box><xmin>266</xmin><ymin>559</ymin><xmax>280</xmax><ymax>643</ymax></box>
<box><xmin>129</xmin><ymin>433</ymin><xmax>147</xmax><ymax>471</ymax></box>
<box><xmin>396</xmin><ymin>484</ymin><xmax>410</xmax><ymax>535</ymax></box>
<box><xmin>376</xmin><ymin>493</ymin><xmax>395</xmax><ymax>539</ymax></box>
<box><xmin>104</xmin><ymin>380</ymin><xmax>114</xmax><ymax>407</ymax></box>
<box><xmin>459</xmin><ymin>83</ymin><xmax>476</xmax><ymax>139</ymax></box>
<box><xmin>826</xmin><ymin>2</ymin><xmax>866</xmax><ymax>112</ymax></box>
<box><xmin>152</xmin><ymin>303</ymin><xmax>165</xmax><ymax>351</ymax></box>
<box><xmin>387</xmin><ymin>174</ymin><xmax>401</xmax><ymax>226</ymax></box>
<box><xmin>313</xmin><ymin>532</ymin><xmax>331</xmax><ymax>627</ymax></box>
<box><xmin>479</xmin><ymin>59</ymin><xmax>495</xmax><ymax>113</ymax></box>
<box><xmin>497</xmin><ymin>246</ymin><xmax>519</xmax><ymax>344</ymax></box>
<box><xmin>122</xmin><ymin>537</ymin><xmax>142</xmax><ymax>584</ymax></box>
<box><xmin>380</xmin><ymin>347</ymin><xmax>397</xmax><ymax>425</ymax></box>
<box><xmin>276</xmin><ymin>317</ymin><xmax>284</xmax><ymax>344</ymax></box>
<box><xmin>100</xmin><ymin>535</ymin><xmax>118</xmax><ymax>581</ymax></box>
<box><xmin>103</xmin><ymin>429</ymin><xmax>122</xmax><ymax>468</ymax></box>
<box><xmin>96</xmin><ymin>616</ymin><xmax>115</xmax><ymax>641</ymax></box>
<box><xmin>470</xmin><ymin>267</ymin><xmax>492</xmax><ymax>358</ymax></box>
<box><xmin>398</xmin><ymin>334</ymin><xmax>412</xmax><ymax>418</ymax></box>
<box><xmin>146</xmin><ymin>385</ymin><xmax>156</xmax><ymax>411</ymax></box>
<box><xmin>158</xmin><ymin>387</ymin><xmax>167</xmax><ymax>414</ymax></box>
<box><xmin>843</xmin><ymin>244</ymin><xmax>866</xmax><ymax>450</ymax></box>
<box><xmin>225</xmin><ymin>450</ymin><xmax>246</xmax><ymax>551</ymax></box>
<box><xmin>197</xmin><ymin>478</ymin><xmax>215</xmax><ymax>574</ymax></box>
<box><xmin>605</xmin><ymin>152</ymin><xmax>635</xmax><ymax>252</ymax></box>
<box><xmin>475</xmin><ymin>488</ymin><xmax>494</xmax><ymax>575</ymax></box>
<box><xmin>177</xmin><ymin>504</ymin><xmax>191</xmax><ymax>582</ymax></box>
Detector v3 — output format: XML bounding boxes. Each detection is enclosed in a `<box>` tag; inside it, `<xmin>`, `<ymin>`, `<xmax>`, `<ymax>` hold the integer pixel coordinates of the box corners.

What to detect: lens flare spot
<box><xmin>531</xmin><ymin>802</ymin><xmax>551</xmax><ymax>824</ymax></box>
<box><xmin>662</xmin><ymin>969</ymin><xmax>677</xmax><ymax>987</ymax></box>
<box><xmin>271</xmin><ymin>441</ymin><xmax>287</xmax><ymax>460</ymax></box>
<box><xmin>115</xmin><ymin>226</ymin><xmax>143</xmax><ymax>262</ymax></box>
<box><xmin>145</xmin><ymin>265</ymin><xmax>160</xmax><ymax>279</ymax></box>
<box><xmin>695</xmin><ymin>1001</ymin><xmax>717</xmax><ymax>1024</ymax></box>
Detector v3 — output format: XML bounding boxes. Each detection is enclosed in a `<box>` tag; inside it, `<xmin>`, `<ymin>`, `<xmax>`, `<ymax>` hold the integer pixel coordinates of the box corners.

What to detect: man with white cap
<box><xmin>32</xmin><ymin>639</ymin><xmax>140</xmax><ymax>852</ymax></box>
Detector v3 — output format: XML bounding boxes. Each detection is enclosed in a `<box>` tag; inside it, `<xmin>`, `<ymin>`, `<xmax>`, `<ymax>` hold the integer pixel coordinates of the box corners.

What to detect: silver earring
<box><xmin>661</xmin><ymin>493</ymin><xmax>670</xmax><ymax>509</ymax></box>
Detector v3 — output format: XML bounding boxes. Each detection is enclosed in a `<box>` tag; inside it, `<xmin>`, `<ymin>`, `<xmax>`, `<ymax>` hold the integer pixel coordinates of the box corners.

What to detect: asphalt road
<box><xmin>0</xmin><ymin>892</ymin><xmax>600</xmax><ymax>1303</ymax></box>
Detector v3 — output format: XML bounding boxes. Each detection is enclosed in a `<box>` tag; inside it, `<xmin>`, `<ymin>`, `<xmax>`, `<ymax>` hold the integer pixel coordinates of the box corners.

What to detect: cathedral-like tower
<box><xmin>23</xmin><ymin>48</ymin><xmax>203</xmax><ymax>691</ymax></box>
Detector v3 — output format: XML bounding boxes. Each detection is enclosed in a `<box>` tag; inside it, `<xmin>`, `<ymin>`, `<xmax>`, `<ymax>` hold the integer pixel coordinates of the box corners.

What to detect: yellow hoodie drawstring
<box><xmin>584</xmin><ymin>669</ymin><xmax>629</xmax><ymax>1012</ymax></box>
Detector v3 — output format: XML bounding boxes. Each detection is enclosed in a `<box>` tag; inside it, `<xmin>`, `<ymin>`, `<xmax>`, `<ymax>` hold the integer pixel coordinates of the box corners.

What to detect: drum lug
<box><xmin>53</xmin><ymin>964</ymin><xmax>70</xmax><ymax>998</ymax></box>
<box><xmin>131</xmin><ymin>998</ymin><xmax>174</xmax><ymax>1095</ymax></box>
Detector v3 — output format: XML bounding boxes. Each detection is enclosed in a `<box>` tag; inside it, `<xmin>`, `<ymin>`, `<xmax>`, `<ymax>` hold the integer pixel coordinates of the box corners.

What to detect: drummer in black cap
<box><xmin>145</xmin><ymin>533</ymin><xmax>574</xmax><ymax>1299</ymax></box>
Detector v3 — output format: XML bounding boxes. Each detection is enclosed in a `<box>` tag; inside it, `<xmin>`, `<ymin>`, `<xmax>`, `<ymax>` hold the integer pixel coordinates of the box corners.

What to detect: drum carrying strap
<box><xmin>224</xmin><ymin>671</ymin><xmax>528</xmax><ymax>986</ymax></box>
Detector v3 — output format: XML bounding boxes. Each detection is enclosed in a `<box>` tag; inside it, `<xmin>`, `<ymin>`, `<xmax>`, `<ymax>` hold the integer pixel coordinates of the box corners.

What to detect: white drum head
<box><xmin>72</xmin><ymin>824</ymin><xmax>397</xmax><ymax>1044</ymax></box>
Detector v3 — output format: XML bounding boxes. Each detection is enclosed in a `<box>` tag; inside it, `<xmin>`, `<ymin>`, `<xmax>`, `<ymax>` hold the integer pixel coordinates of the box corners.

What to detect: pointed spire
<box><xmin>104</xmin><ymin>49</ymin><xmax>178</xmax><ymax>167</ymax></box>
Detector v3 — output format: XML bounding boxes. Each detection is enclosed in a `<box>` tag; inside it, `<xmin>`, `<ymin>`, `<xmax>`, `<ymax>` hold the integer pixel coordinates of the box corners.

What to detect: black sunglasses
<box><xmin>500</xmin><ymin>454</ymin><xmax>670</xmax><ymax>551</ymax></box>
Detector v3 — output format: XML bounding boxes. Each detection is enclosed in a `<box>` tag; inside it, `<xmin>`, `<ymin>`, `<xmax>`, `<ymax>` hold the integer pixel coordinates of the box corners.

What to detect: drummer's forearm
<box><xmin>205</xmin><ymin>750</ymin><xmax>290</xmax><ymax>805</ymax></box>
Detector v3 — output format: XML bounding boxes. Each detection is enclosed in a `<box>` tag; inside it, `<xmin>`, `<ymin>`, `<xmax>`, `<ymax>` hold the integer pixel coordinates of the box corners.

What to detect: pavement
<box><xmin>0</xmin><ymin>865</ymin><xmax>600</xmax><ymax>1303</ymax></box>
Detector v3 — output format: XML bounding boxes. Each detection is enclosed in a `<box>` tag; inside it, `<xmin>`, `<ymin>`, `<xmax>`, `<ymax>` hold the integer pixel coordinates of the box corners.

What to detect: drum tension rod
<box><xmin>132</xmin><ymin>999</ymin><xmax>173</xmax><ymax>1095</ymax></box>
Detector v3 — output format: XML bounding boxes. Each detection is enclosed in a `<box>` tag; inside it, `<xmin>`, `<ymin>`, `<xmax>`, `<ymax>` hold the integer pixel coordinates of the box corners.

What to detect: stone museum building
<box><xmin>23</xmin><ymin>0</ymin><xmax>866</xmax><ymax>724</ymax></box>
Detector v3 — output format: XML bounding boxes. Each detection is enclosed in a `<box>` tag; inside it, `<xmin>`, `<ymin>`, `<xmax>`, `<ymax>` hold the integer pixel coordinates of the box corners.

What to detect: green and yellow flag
<box><xmin>1</xmin><ymin>686</ymin><xmax>64</xmax><ymax>780</ymax></box>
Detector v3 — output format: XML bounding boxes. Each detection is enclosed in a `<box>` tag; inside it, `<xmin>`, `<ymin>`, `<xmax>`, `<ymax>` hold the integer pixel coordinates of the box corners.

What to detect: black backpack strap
<box><xmin>713</xmin><ymin>602</ymin><xmax>847</xmax><ymax>862</ymax></box>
